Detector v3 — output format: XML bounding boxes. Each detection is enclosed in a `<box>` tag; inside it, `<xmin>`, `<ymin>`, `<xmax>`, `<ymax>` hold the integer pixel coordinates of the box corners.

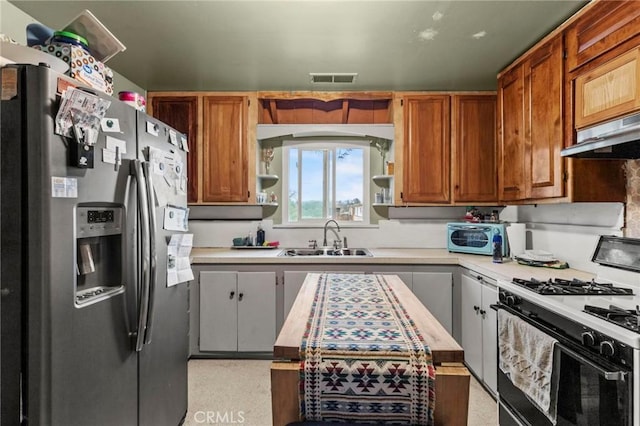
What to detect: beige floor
<box><xmin>184</xmin><ymin>359</ymin><xmax>498</xmax><ymax>426</ymax></box>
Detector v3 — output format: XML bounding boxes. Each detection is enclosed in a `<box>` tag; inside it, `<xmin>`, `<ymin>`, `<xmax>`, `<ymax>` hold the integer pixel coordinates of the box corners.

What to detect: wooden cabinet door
<box><xmin>524</xmin><ymin>35</ymin><xmax>565</xmax><ymax>199</ymax></box>
<box><xmin>575</xmin><ymin>47</ymin><xmax>640</xmax><ymax>129</ymax></box>
<box><xmin>451</xmin><ymin>95</ymin><xmax>497</xmax><ymax>203</ymax></box>
<box><xmin>199</xmin><ymin>271</ymin><xmax>238</xmax><ymax>351</ymax></box>
<box><xmin>202</xmin><ymin>96</ymin><xmax>248</xmax><ymax>202</ymax></box>
<box><xmin>498</xmin><ymin>66</ymin><xmax>526</xmax><ymax>202</ymax></box>
<box><xmin>565</xmin><ymin>0</ymin><xmax>640</xmax><ymax>71</ymax></box>
<box><xmin>402</xmin><ymin>95</ymin><xmax>451</xmax><ymax>203</ymax></box>
<box><xmin>237</xmin><ymin>272</ymin><xmax>276</xmax><ymax>352</ymax></box>
<box><xmin>149</xmin><ymin>96</ymin><xmax>198</xmax><ymax>203</ymax></box>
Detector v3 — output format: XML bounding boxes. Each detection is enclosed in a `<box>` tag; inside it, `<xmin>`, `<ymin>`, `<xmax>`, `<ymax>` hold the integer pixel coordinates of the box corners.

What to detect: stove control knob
<box><xmin>505</xmin><ymin>295</ymin><xmax>521</xmax><ymax>306</ymax></box>
<box><xmin>581</xmin><ymin>331</ymin><xmax>597</xmax><ymax>346</ymax></box>
<box><xmin>600</xmin><ymin>341</ymin><xmax>616</xmax><ymax>357</ymax></box>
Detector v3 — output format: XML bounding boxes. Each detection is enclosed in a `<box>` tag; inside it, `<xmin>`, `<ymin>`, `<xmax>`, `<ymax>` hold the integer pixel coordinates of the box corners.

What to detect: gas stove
<box><xmin>497</xmin><ymin>236</ymin><xmax>640</xmax><ymax>426</ymax></box>
<box><xmin>512</xmin><ymin>277</ymin><xmax>635</xmax><ymax>296</ymax></box>
<box><xmin>500</xmin><ymin>277</ymin><xmax>640</xmax><ymax>347</ymax></box>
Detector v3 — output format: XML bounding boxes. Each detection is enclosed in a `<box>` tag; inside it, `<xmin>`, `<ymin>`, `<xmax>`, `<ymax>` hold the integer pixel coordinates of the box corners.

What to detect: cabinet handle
<box><xmin>238</xmin><ymin>292</ymin><xmax>244</xmax><ymax>301</ymax></box>
<box><xmin>477</xmin><ymin>275</ymin><xmax>483</xmax><ymax>281</ymax></box>
<box><xmin>473</xmin><ymin>305</ymin><xmax>480</xmax><ymax>312</ymax></box>
<box><xmin>479</xmin><ymin>309</ymin><xmax>486</xmax><ymax>315</ymax></box>
<box><xmin>229</xmin><ymin>291</ymin><xmax>235</xmax><ymax>300</ymax></box>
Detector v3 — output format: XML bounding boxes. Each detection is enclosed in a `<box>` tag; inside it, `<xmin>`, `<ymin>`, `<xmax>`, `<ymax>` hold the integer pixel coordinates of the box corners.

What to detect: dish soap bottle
<box><xmin>256</xmin><ymin>224</ymin><xmax>265</xmax><ymax>246</ymax></box>
<box><xmin>492</xmin><ymin>234</ymin><xmax>503</xmax><ymax>263</ymax></box>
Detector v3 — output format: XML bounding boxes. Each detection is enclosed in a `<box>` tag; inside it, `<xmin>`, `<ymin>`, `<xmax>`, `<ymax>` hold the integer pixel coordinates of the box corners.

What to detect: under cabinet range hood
<box><xmin>561</xmin><ymin>111</ymin><xmax>640</xmax><ymax>158</ymax></box>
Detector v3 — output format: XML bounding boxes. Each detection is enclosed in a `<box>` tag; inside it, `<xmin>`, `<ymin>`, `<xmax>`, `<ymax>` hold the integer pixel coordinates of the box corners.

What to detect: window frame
<box><xmin>282</xmin><ymin>139</ymin><xmax>371</xmax><ymax>226</ymax></box>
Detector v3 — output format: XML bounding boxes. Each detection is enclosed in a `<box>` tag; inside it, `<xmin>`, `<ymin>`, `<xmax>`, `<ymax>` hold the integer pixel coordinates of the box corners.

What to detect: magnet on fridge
<box><xmin>180</xmin><ymin>135</ymin><xmax>189</xmax><ymax>152</ymax></box>
<box><xmin>169</xmin><ymin>130</ymin><xmax>178</xmax><ymax>146</ymax></box>
<box><xmin>146</xmin><ymin>121</ymin><xmax>159</xmax><ymax>136</ymax></box>
<box><xmin>101</xmin><ymin>118</ymin><xmax>121</xmax><ymax>132</ymax></box>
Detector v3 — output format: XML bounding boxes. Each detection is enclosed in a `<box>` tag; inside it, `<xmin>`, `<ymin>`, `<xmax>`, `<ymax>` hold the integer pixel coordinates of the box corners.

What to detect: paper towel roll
<box><xmin>506</xmin><ymin>223</ymin><xmax>526</xmax><ymax>258</ymax></box>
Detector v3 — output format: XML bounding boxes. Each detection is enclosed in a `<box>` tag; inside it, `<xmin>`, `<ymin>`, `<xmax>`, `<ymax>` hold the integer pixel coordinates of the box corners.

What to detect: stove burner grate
<box><xmin>512</xmin><ymin>277</ymin><xmax>634</xmax><ymax>296</ymax></box>
<box><xmin>583</xmin><ymin>304</ymin><xmax>640</xmax><ymax>333</ymax></box>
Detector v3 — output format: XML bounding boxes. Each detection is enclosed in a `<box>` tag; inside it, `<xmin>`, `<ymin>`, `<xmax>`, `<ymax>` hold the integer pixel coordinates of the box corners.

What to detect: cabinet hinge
<box><xmin>248</xmin><ymin>190</ymin><xmax>250</xmax><ymax>198</ymax></box>
<box><xmin>400</xmin><ymin>99</ymin><xmax>404</xmax><ymax>107</ymax></box>
<box><xmin>400</xmin><ymin>191</ymin><xmax>403</xmax><ymax>200</ymax></box>
<box><xmin>563</xmin><ymin>170</ymin><xmax>569</xmax><ymax>182</ymax></box>
<box><xmin>248</xmin><ymin>99</ymin><xmax>251</xmax><ymax>107</ymax></box>
<box><xmin>563</xmin><ymin>49</ymin><xmax>568</xmax><ymax>59</ymax></box>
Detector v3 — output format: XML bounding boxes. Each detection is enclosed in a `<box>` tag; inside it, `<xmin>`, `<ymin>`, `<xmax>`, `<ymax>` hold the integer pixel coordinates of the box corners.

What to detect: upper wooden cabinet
<box><xmin>498</xmin><ymin>35</ymin><xmax>567</xmax><ymax>202</ymax></box>
<box><xmin>400</xmin><ymin>93</ymin><xmax>497</xmax><ymax>205</ymax></box>
<box><xmin>402</xmin><ymin>95</ymin><xmax>451</xmax><ymax>203</ymax></box>
<box><xmin>498</xmin><ymin>65</ymin><xmax>526</xmax><ymax>202</ymax></box>
<box><xmin>149</xmin><ymin>96</ymin><xmax>199</xmax><ymax>203</ymax></box>
<box><xmin>574</xmin><ymin>47</ymin><xmax>640</xmax><ymax>129</ymax></box>
<box><xmin>148</xmin><ymin>92</ymin><xmax>255</xmax><ymax>204</ymax></box>
<box><xmin>202</xmin><ymin>96</ymin><xmax>249</xmax><ymax>203</ymax></box>
<box><xmin>498</xmin><ymin>19</ymin><xmax>626</xmax><ymax>203</ymax></box>
<box><xmin>524</xmin><ymin>35</ymin><xmax>564</xmax><ymax>199</ymax></box>
<box><xmin>451</xmin><ymin>95</ymin><xmax>497</xmax><ymax>203</ymax></box>
<box><xmin>565</xmin><ymin>0</ymin><xmax>640</xmax><ymax>71</ymax></box>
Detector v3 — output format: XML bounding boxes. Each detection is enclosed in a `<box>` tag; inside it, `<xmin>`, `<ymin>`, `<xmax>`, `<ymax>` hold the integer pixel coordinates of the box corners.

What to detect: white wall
<box><xmin>188</xmin><ymin>203</ymin><xmax>624</xmax><ymax>274</ymax></box>
<box><xmin>0</xmin><ymin>0</ymin><xmax>146</xmax><ymax>94</ymax></box>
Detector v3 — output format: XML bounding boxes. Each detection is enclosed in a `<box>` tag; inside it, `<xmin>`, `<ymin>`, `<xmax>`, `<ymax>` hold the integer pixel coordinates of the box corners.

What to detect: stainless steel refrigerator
<box><xmin>1</xmin><ymin>64</ymin><xmax>189</xmax><ymax>426</ymax></box>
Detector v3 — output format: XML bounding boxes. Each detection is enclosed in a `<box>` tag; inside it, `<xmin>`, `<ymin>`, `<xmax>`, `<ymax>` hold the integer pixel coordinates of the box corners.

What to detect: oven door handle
<box><xmin>490</xmin><ymin>303</ymin><xmax>500</xmax><ymax>311</ymax></box>
<box><xmin>555</xmin><ymin>342</ymin><xmax>628</xmax><ymax>382</ymax></box>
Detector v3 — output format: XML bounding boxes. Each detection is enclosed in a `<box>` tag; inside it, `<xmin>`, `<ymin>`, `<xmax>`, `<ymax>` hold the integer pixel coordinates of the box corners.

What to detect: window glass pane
<box><xmin>336</xmin><ymin>148</ymin><xmax>364</xmax><ymax>222</ymax></box>
<box><xmin>300</xmin><ymin>149</ymin><xmax>325</xmax><ymax>220</ymax></box>
<box><xmin>283</xmin><ymin>140</ymin><xmax>370</xmax><ymax>225</ymax></box>
<box><xmin>288</xmin><ymin>148</ymin><xmax>298</xmax><ymax>222</ymax></box>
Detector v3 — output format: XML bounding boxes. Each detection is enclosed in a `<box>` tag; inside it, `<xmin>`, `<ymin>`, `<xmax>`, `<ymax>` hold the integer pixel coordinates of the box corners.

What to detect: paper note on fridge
<box><xmin>147</xmin><ymin>147</ymin><xmax>186</xmax><ymax>206</ymax></box>
<box><xmin>164</xmin><ymin>205</ymin><xmax>189</xmax><ymax>232</ymax></box>
<box><xmin>167</xmin><ymin>233</ymin><xmax>194</xmax><ymax>287</ymax></box>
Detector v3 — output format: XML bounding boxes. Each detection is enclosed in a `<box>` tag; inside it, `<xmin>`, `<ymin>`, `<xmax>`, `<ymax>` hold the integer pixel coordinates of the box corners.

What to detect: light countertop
<box><xmin>190</xmin><ymin>247</ymin><xmax>595</xmax><ymax>282</ymax></box>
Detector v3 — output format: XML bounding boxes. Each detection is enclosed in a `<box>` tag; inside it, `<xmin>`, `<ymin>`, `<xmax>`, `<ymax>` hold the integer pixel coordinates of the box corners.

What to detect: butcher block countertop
<box><xmin>273</xmin><ymin>272</ymin><xmax>464</xmax><ymax>364</ymax></box>
<box><xmin>190</xmin><ymin>247</ymin><xmax>595</xmax><ymax>283</ymax></box>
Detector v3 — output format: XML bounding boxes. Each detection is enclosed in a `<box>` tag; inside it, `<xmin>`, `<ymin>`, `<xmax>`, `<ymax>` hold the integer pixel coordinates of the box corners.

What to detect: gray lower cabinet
<box><xmin>283</xmin><ymin>271</ymin><xmax>314</xmax><ymax>323</ymax></box>
<box><xmin>199</xmin><ymin>271</ymin><xmax>276</xmax><ymax>352</ymax></box>
<box><xmin>460</xmin><ymin>268</ymin><xmax>497</xmax><ymax>395</ymax></box>
<box><xmin>412</xmin><ymin>272</ymin><xmax>453</xmax><ymax>334</ymax></box>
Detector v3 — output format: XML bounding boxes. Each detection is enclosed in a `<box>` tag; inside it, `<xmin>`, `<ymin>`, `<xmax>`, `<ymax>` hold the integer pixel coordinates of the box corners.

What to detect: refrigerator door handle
<box><xmin>142</xmin><ymin>161</ymin><xmax>157</xmax><ymax>345</ymax></box>
<box><xmin>133</xmin><ymin>160</ymin><xmax>151</xmax><ymax>352</ymax></box>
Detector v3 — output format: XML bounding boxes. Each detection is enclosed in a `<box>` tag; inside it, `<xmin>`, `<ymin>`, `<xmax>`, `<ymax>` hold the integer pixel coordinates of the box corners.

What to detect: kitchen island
<box><xmin>271</xmin><ymin>272</ymin><xmax>469</xmax><ymax>426</ymax></box>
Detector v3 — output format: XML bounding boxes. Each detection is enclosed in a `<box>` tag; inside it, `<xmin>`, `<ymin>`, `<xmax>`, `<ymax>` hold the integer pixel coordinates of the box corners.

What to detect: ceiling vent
<box><xmin>310</xmin><ymin>73</ymin><xmax>358</xmax><ymax>84</ymax></box>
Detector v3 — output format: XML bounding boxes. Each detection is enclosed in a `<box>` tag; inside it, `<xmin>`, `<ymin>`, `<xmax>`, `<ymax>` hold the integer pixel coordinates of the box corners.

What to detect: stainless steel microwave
<box><xmin>447</xmin><ymin>222</ymin><xmax>508</xmax><ymax>256</ymax></box>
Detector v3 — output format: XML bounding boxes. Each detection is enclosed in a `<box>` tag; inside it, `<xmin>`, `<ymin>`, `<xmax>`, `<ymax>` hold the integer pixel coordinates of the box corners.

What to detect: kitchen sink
<box><xmin>279</xmin><ymin>248</ymin><xmax>373</xmax><ymax>257</ymax></box>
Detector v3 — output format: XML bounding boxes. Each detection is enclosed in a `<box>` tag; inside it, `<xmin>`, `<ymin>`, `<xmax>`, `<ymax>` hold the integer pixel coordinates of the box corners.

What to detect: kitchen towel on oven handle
<box><xmin>498</xmin><ymin>309</ymin><xmax>560</xmax><ymax>425</ymax></box>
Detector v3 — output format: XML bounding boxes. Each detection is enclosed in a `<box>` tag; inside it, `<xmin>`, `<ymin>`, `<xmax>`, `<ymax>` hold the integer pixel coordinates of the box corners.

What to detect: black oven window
<box><xmin>451</xmin><ymin>230</ymin><xmax>489</xmax><ymax>247</ymax></box>
<box><xmin>555</xmin><ymin>352</ymin><xmax>631</xmax><ymax>426</ymax></box>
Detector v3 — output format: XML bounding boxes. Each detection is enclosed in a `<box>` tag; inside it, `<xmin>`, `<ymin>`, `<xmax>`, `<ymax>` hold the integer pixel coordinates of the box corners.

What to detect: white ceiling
<box><xmin>8</xmin><ymin>0</ymin><xmax>588</xmax><ymax>92</ymax></box>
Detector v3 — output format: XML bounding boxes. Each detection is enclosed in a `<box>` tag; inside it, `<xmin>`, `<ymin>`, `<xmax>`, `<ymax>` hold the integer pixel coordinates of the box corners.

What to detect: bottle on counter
<box><xmin>256</xmin><ymin>224</ymin><xmax>265</xmax><ymax>246</ymax></box>
<box><xmin>492</xmin><ymin>234</ymin><xmax>503</xmax><ymax>263</ymax></box>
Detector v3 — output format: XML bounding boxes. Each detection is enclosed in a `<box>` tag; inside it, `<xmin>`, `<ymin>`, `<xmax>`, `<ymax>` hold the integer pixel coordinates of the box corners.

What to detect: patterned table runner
<box><xmin>300</xmin><ymin>273</ymin><xmax>436</xmax><ymax>425</ymax></box>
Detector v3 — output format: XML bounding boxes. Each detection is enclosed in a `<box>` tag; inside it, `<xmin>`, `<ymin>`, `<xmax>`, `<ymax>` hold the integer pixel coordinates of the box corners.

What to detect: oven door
<box><xmin>497</xmin><ymin>305</ymin><xmax>633</xmax><ymax>426</ymax></box>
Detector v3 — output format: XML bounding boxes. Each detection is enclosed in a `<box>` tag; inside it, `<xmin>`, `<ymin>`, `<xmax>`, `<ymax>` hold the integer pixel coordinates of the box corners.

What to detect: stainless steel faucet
<box><xmin>322</xmin><ymin>219</ymin><xmax>341</xmax><ymax>247</ymax></box>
